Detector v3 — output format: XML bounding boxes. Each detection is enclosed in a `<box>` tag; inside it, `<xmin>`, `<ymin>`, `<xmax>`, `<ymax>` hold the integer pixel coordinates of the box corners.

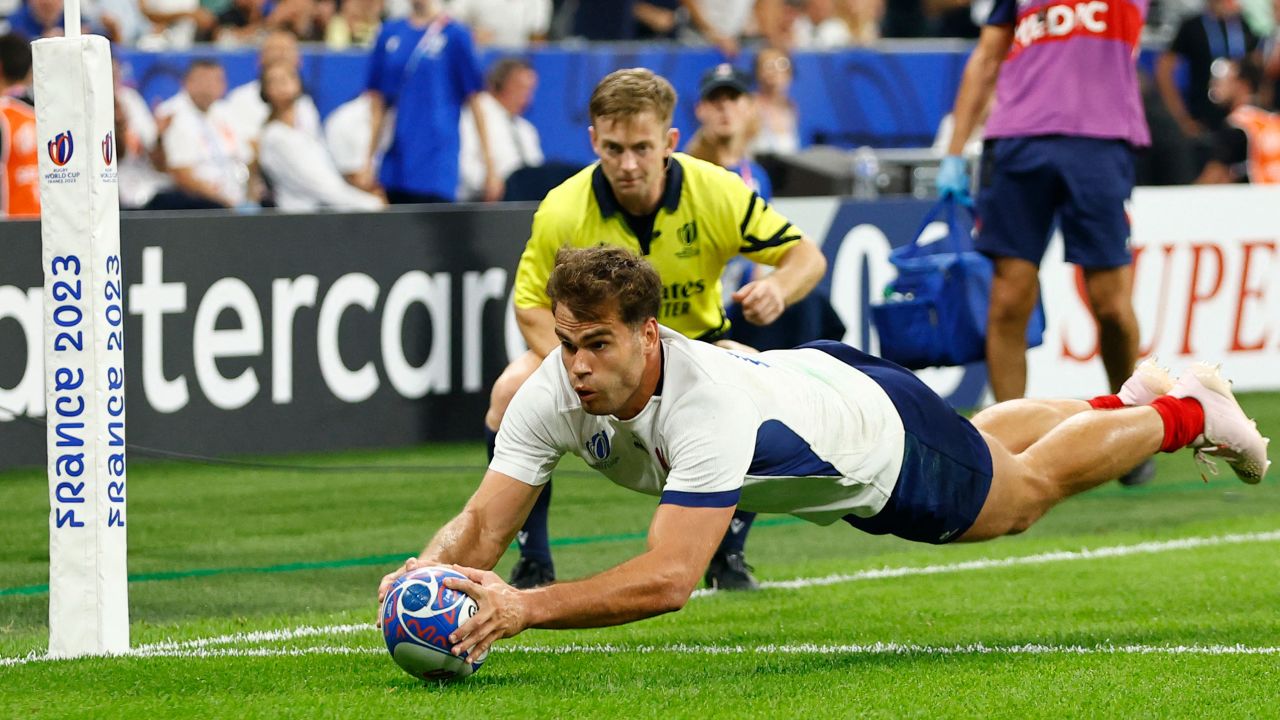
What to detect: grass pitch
<box><xmin>2</xmin><ymin>393</ymin><xmax>1279</xmax><ymax>718</ymax></box>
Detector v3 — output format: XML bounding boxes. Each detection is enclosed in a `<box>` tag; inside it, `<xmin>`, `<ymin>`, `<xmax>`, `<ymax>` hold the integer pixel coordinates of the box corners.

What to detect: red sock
<box><xmin>1088</xmin><ymin>395</ymin><xmax>1125</xmax><ymax>410</ymax></box>
<box><xmin>1149</xmin><ymin>396</ymin><xmax>1206</xmax><ymax>453</ymax></box>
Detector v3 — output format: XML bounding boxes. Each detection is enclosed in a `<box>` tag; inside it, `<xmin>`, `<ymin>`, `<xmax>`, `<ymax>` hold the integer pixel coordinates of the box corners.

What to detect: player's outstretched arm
<box><xmin>443</xmin><ymin>502</ymin><xmax>735</xmax><ymax>658</ymax></box>
<box><xmin>376</xmin><ymin>469</ymin><xmax>540</xmax><ymax>602</ymax></box>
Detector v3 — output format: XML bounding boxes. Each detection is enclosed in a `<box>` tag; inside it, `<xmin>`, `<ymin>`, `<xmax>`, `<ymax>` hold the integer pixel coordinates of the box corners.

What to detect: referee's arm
<box><xmin>732</xmin><ymin>236</ymin><xmax>826</xmax><ymax>326</ymax></box>
<box><xmin>512</xmin><ymin>201</ymin><xmax>570</xmax><ymax>356</ymax></box>
<box><xmin>733</xmin><ymin>185</ymin><xmax>827</xmax><ymax>326</ymax></box>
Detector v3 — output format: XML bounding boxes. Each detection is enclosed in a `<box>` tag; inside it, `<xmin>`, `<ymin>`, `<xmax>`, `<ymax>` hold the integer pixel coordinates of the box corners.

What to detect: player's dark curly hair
<box><xmin>546</xmin><ymin>246</ymin><xmax>661</xmax><ymax>329</ymax></box>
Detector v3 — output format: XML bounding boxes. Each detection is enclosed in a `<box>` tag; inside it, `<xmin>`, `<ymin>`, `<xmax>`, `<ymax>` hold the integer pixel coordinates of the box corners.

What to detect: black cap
<box><xmin>698</xmin><ymin>63</ymin><xmax>752</xmax><ymax>99</ymax></box>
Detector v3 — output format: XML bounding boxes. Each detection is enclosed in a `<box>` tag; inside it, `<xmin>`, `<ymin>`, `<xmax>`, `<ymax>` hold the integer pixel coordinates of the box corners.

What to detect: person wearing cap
<box><xmin>485</xmin><ymin>68</ymin><xmax>829</xmax><ymax>593</ymax></box>
<box><xmin>685</xmin><ymin>63</ymin><xmax>773</xmax><ymax>199</ymax></box>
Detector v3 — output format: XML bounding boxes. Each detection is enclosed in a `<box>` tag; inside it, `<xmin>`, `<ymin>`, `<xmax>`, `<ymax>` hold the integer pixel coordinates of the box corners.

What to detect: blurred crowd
<box><xmin>1</xmin><ymin>0</ymin><xmax>1280</xmax><ymax>218</ymax></box>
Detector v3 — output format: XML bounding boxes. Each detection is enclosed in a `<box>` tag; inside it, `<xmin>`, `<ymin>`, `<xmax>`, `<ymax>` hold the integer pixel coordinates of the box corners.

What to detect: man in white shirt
<box><xmin>222</xmin><ymin>29</ymin><xmax>322</xmax><ymax>147</ymax></box>
<box><xmin>457</xmin><ymin>58</ymin><xmax>543</xmax><ymax>202</ymax></box>
<box><xmin>160</xmin><ymin>59</ymin><xmax>251</xmax><ymax>208</ymax></box>
<box><xmin>446</xmin><ymin>0</ymin><xmax>550</xmax><ymax>48</ymax></box>
<box><xmin>378</xmin><ymin>246</ymin><xmax>1270</xmax><ymax>659</ymax></box>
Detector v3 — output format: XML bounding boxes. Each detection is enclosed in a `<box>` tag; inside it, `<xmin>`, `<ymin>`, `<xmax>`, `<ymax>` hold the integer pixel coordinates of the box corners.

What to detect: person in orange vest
<box><xmin>0</xmin><ymin>33</ymin><xmax>39</xmax><ymax>219</ymax></box>
<box><xmin>1198</xmin><ymin>56</ymin><xmax>1280</xmax><ymax>184</ymax></box>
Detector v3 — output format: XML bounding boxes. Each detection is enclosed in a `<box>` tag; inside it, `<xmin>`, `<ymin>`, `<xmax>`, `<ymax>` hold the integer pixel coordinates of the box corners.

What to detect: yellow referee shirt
<box><xmin>513</xmin><ymin>153</ymin><xmax>803</xmax><ymax>340</ymax></box>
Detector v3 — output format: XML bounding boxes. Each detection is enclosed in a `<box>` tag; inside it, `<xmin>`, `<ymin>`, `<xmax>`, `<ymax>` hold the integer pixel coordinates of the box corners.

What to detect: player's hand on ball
<box><xmin>444</xmin><ymin>566</ymin><xmax>528</xmax><ymax>660</ymax></box>
<box><xmin>732</xmin><ymin>277</ymin><xmax>786</xmax><ymax>326</ymax></box>
<box><xmin>377</xmin><ymin>556</ymin><xmax>420</xmax><ymax>614</ymax></box>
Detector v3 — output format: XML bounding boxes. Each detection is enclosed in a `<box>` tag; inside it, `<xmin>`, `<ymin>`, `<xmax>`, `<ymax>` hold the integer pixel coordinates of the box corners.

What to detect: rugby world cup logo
<box><xmin>48</xmin><ymin>130</ymin><xmax>74</xmax><ymax>167</ymax></box>
<box><xmin>102</xmin><ymin>131</ymin><xmax>113</xmax><ymax>166</ymax></box>
<box><xmin>586</xmin><ymin>430</ymin><xmax>611</xmax><ymax>461</ymax></box>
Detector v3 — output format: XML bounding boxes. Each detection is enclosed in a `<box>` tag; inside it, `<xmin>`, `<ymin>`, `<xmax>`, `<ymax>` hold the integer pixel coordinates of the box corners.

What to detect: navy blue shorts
<box><xmin>800</xmin><ymin>341</ymin><xmax>994</xmax><ymax>545</ymax></box>
<box><xmin>976</xmin><ymin>136</ymin><xmax>1135</xmax><ymax>270</ymax></box>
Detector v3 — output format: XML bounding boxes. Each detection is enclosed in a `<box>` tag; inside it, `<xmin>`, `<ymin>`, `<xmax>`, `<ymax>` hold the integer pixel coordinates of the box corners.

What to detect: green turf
<box><xmin>2</xmin><ymin>393</ymin><xmax>1278</xmax><ymax>718</ymax></box>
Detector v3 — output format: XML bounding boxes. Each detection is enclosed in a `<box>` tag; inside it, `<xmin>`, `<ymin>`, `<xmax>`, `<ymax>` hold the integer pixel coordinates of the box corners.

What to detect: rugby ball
<box><xmin>380</xmin><ymin>566</ymin><xmax>484</xmax><ymax>680</ymax></box>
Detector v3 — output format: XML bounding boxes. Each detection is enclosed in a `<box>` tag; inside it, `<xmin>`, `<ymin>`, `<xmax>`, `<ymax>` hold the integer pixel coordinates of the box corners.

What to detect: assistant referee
<box><xmin>485</xmin><ymin>68</ymin><xmax>828</xmax><ymax>591</ymax></box>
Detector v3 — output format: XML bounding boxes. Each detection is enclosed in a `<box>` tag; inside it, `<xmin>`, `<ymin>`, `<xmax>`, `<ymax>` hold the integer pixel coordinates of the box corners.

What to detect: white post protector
<box><xmin>35</xmin><ymin>33</ymin><xmax>129</xmax><ymax>658</ymax></box>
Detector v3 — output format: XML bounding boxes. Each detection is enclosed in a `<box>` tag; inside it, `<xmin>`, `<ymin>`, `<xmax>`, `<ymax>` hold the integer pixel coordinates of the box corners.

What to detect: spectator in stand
<box><xmin>0</xmin><ymin>32</ymin><xmax>37</xmax><ymax>218</ymax></box>
<box><xmin>155</xmin><ymin>59</ymin><xmax>253</xmax><ymax>209</ymax></box>
<box><xmin>267</xmin><ymin>0</ymin><xmax>326</xmax><ymax>40</ymax></box>
<box><xmin>213</xmin><ymin>0</ymin><xmax>268</xmax><ymax>43</ymax></box>
<box><xmin>685</xmin><ymin>64</ymin><xmax>771</xmax><ymax>197</ymax></box>
<box><xmin>6</xmin><ymin>0</ymin><xmax>71</xmax><ymax>38</ymax></box>
<box><xmin>138</xmin><ymin>0</ymin><xmax>214</xmax><ymax>49</ymax></box>
<box><xmin>1158</xmin><ymin>0</ymin><xmax>1259</xmax><ymax>138</ymax></box>
<box><xmin>790</xmin><ymin>0</ymin><xmax>881</xmax><ymax>48</ymax></box>
<box><xmin>325</xmin><ymin>0</ymin><xmax>382</xmax><ymax>48</ymax></box>
<box><xmin>223</xmin><ymin>29</ymin><xmax>322</xmax><ymax>146</ymax></box>
<box><xmin>357</xmin><ymin>0</ymin><xmax>499</xmax><ymax>203</ymax></box>
<box><xmin>1135</xmin><ymin>70</ymin><xmax>1200</xmax><ymax>185</ymax></box>
<box><xmin>458</xmin><ymin>57</ymin><xmax>543</xmax><ymax>202</ymax></box>
<box><xmin>112</xmin><ymin>58</ymin><xmax>171</xmax><ymax>210</ymax></box>
<box><xmin>680</xmin><ymin>0</ymin><xmax>786</xmax><ymax>56</ymax></box>
<box><xmin>114</xmin><ymin>85</ymin><xmax>172</xmax><ymax>210</ymax></box>
<box><xmin>258</xmin><ymin>62</ymin><xmax>386</xmax><ymax>210</ymax></box>
<box><xmin>1198</xmin><ymin>56</ymin><xmax>1280</xmax><ymax>182</ymax></box>
<box><xmin>447</xmin><ymin>0</ymin><xmax>551</xmax><ymax>48</ymax></box>
<box><xmin>85</xmin><ymin>0</ymin><xmax>150</xmax><ymax>44</ymax></box>
<box><xmin>324</xmin><ymin>93</ymin><xmax>391</xmax><ymax>185</ymax></box>
<box><xmin>750</xmin><ymin>46</ymin><xmax>800</xmax><ymax>155</ymax></box>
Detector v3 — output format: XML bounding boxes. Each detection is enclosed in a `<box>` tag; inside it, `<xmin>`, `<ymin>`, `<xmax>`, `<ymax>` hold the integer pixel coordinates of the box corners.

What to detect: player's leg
<box><xmin>960</xmin><ymin>406</ymin><xmax>1164</xmax><ymax>540</ymax></box>
<box><xmin>486</xmin><ymin>350</ymin><xmax>557</xmax><ymax>588</ymax></box>
<box><xmin>962</xmin><ymin>363</ymin><xmax>1271</xmax><ymax>541</ymax></box>
<box><xmin>974</xmin><ymin>138</ymin><xmax>1061</xmax><ymax>402</ymax></box>
<box><xmin>973</xmin><ymin>359</ymin><xmax>1175</xmax><ymax>454</ymax></box>
<box><xmin>971</xmin><ymin>398</ymin><xmax>1090</xmax><ymax>454</ymax></box>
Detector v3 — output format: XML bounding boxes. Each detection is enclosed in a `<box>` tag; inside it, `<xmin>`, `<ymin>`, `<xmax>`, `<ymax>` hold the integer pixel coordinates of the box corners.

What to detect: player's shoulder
<box><xmin>659</xmin><ymin>330</ymin><xmax>760</xmax><ymax>412</ymax></box>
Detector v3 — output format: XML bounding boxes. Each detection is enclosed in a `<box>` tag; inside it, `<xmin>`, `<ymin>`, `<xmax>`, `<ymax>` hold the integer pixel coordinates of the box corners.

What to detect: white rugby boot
<box><xmin>1117</xmin><ymin>357</ymin><xmax>1174</xmax><ymax>406</ymax></box>
<box><xmin>1168</xmin><ymin>362</ymin><xmax>1271</xmax><ymax>484</ymax></box>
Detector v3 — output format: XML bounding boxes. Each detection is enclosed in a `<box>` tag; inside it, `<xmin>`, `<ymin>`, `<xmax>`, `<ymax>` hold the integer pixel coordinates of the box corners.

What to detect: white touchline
<box><xmin>690</xmin><ymin>528</ymin><xmax>1280</xmax><ymax>598</ymax></box>
<box><xmin>4</xmin><ymin>528</ymin><xmax>1278</xmax><ymax>667</ymax></box>
<box><xmin>4</xmin><ymin>643</ymin><xmax>1280</xmax><ymax>667</ymax></box>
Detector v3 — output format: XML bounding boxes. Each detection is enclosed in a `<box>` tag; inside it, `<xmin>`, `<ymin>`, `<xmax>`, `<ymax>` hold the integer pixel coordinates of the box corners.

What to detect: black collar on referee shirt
<box><xmin>591</xmin><ymin>157</ymin><xmax>684</xmax><ymax>255</ymax></box>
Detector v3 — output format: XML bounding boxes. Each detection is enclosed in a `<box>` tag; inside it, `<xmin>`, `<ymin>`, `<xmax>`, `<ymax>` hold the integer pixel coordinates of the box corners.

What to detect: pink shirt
<box><xmin>983</xmin><ymin>0</ymin><xmax>1151</xmax><ymax>147</ymax></box>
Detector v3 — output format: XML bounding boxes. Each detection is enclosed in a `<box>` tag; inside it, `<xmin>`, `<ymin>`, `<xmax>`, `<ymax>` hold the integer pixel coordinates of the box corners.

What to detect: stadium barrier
<box><xmin>2</xmin><ymin>186</ymin><xmax>1277</xmax><ymax>470</ymax></box>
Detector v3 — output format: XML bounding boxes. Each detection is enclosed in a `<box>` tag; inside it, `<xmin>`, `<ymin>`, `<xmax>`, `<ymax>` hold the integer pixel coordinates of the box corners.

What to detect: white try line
<box><xmin>5</xmin><ymin>642</ymin><xmax>1280</xmax><ymax>667</ymax></box>
<box><xmin>4</xmin><ymin>528</ymin><xmax>1279</xmax><ymax>668</ymax></box>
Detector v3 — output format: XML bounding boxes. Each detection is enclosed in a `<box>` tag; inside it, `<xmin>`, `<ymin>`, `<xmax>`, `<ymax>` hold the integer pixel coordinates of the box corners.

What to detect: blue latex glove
<box><xmin>936</xmin><ymin>155</ymin><xmax>971</xmax><ymax>204</ymax></box>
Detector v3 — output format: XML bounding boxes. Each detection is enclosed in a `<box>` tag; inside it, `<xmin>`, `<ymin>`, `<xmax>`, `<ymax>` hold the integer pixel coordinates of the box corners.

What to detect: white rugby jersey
<box><xmin>492</xmin><ymin>328</ymin><xmax>907</xmax><ymax>525</ymax></box>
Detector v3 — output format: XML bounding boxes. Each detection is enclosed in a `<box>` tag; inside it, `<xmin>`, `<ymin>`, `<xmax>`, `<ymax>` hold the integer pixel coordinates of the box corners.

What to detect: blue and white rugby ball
<box><xmin>381</xmin><ymin>566</ymin><xmax>483</xmax><ymax>680</ymax></box>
